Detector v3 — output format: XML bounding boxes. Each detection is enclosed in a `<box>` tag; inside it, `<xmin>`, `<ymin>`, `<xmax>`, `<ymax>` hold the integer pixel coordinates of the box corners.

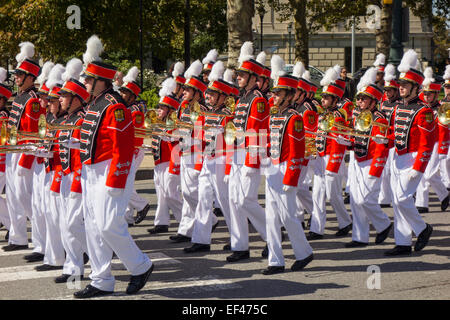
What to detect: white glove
<box><xmin>367</xmin><ymin>174</ymin><xmax>378</xmax><ymax>180</ymax></box>
<box><xmin>69</xmin><ymin>192</ymin><xmax>80</xmax><ymax>199</ymax></box>
<box><xmin>372</xmin><ymin>134</ymin><xmax>388</xmax><ymax>144</ymax></box>
<box><xmin>106</xmin><ymin>186</ymin><xmax>124</xmax><ymax>197</ymax></box>
<box><xmin>160</xmin><ymin>135</ymin><xmax>174</xmax><ymax>142</ymax></box>
<box><xmin>50</xmin><ymin>191</ymin><xmax>59</xmax><ymax>197</ymax></box>
<box><xmin>243</xmin><ymin>166</ymin><xmax>258</xmax><ymax>177</ymax></box>
<box><xmin>61</xmin><ymin>138</ymin><xmax>81</xmax><ymax>149</ymax></box>
<box><xmin>224</xmin><ymin>175</ymin><xmax>229</xmax><ymax>184</ymax></box>
<box><xmin>325</xmin><ymin>170</ymin><xmax>337</xmax><ymax>177</ymax></box>
<box><xmin>17</xmin><ymin>165</ymin><xmax>29</xmax><ymax>177</ymax></box>
<box><xmin>408</xmin><ymin>169</ymin><xmax>422</xmax><ymax>181</ymax></box>
<box><xmin>439</xmin><ymin>154</ymin><xmax>447</xmax><ymax>160</ymax></box>
<box><xmin>282</xmin><ymin>185</ymin><xmax>296</xmax><ymax>193</ymax></box>
<box><xmin>34</xmin><ymin>150</ymin><xmax>53</xmax><ymax>158</ymax></box>
<box><xmin>24</xmin><ymin>145</ymin><xmax>39</xmax><ymax>156</ymax></box>
<box><xmin>335</xmin><ymin>135</ymin><xmax>351</xmax><ymax>146</ymax></box>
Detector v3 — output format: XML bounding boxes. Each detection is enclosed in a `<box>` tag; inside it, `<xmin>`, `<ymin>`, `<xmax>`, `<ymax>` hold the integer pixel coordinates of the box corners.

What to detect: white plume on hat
<box><xmin>15</xmin><ymin>42</ymin><xmax>35</xmax><ymax>64</ymax></box>
<box><xmin>238</xmin><ymin>41</ymin><xmax>254</xmax><ymax>66</ymax></box>
<box><xmin>208</xmin><ymin>60</ymin><xmax>224</xmax><ymax>83</ymax></box>
<box><xmin>62</xmin><ymin>58</ymin><xmax>83</xmax><ymax>83</ymax></box>
<box><xmin>46</xmin><ymin>64</ymin><xmax>66</xmax><ymax>91</ymax></box>
<box><xmin>0</xmin><ymin>68</ymin><xmax>7</xmax><ymax>84</ymax></box>
<box><xmin>159</xmin><ymin>77</ymin><xmax>176</xmax><ymax>102</ymax></box>
<box><xmin>184</xmin><ymin>60</ymin><xmax>203</xmax><ymax>80</ymax></box>
<box><xmin>398</xmin><ymin>49</ymin><xmax>418</xmax><ymax>73</ymax></box>
<box><xmin>373</xmin><ymin>53</ymin><xmax>386</xmax><ymax>67</ymax></box>
<box><xmin>172</xmin><ymin>62</ymin><xmax>185</xmax><ymax>78</ymax></box>
<box><xmin>292</xmin><ymin>61</ymin><xmax>305</xmax><ymax>78</ymax></box>
<box><xmin>83</xmin><ymin>35</ymin><xmax>103</xmax><ymax>65</ymax></box>
<box><xmin>333</xmin><ymin>64</ymin><xmax>341</xmax><ymax>78</ymax></box>
<box><xmin>357</xmin><ymin>67</ymin><xmax>377</xmax><ymax>92</ymax></box>
<box><xmin>37</xmin><ymin>61</ymin><xmax>54</xmax><ymax>87</ymax></box>
<box><xmin>302</xmin><ymin>70</ymin><xmax>311</xmax><ymax>82</ymax></box>
<box><xmin>422</xmin><ymin>67</ymin><xmax>435</xmax><ymax>87</ymax></box>
<box><xmin>123</xmin><ymin>66</ymin><xmax>139</xmax><ymax>84</ymax></box>
<box><xmin>256</xmin><ymin>51</ymin><xmax>266</xmax><ymax>66</ymax></box>
<box><xmin>223</xmin><ymin>69</ymin><xmax>235</xmax><ymax>85</ymax></box>
<box><xmin>202</xmin><ymin>49</ymin><xmax>218</xmax><ymax>65</ymax></box>
<box><xmin>320</xmin><ymin>67</ymin><xmax>339</xmax><ymax>87</ymax></box>
<box><xmin>383</xmin><ymin>64</ymin><xmax>397</xmax><ymax>82</ymax></box>
<box><xmin>444</xmin><ymin>65</ymin><xmax>450</xmax><ymax>80</ymax></box>
<box><xmin>270</xmin><ymin>55</ymin><xmax>286</xmax><ymax>86</ymax></box>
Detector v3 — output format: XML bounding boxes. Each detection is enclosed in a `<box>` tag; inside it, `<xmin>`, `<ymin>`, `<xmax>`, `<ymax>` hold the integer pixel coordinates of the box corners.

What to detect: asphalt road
<box><xmin>1</xmin><ymin>175</ymin><xmax>449</xmax><ymax>302</ymax></box>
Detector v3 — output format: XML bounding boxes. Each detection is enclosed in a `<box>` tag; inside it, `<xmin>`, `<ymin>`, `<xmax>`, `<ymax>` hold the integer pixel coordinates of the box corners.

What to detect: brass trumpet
<box><xmin>354</xmin><ymin>109</ymin><xmax>390</xmax><ymax>132</ymax></box>
<box><xmin>438</xmin><ymin>102</ymin><xmax>450</xmax><ymax>126</ymax></box>
<box><xmin>189</xmin><ymin>98</ymin><xmax>236</xmax><ymax>123</ymax></box>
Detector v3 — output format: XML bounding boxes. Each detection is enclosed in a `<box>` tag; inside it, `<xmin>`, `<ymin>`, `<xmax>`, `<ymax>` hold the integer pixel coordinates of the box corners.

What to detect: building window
<box><xmin>345</xmin><ymin>47</ymin><xmax>363</xmax><ymax>73</ymax></box>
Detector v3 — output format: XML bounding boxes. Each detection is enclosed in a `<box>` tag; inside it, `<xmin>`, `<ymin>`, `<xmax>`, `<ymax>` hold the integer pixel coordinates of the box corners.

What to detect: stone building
<box><xmin>252</xmin><ymin>1</ymin><xmax>434</xmax><ymax>75</ymax></box>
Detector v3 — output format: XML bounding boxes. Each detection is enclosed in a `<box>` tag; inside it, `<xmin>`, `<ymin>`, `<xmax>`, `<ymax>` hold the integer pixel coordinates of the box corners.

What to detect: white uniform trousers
<box><xmin>125</xmin><ymin>149</ymin><xmax>149</xmax><ymax>224</ymax></box>
<box><xmin>153</xmin><ymin>162</ymin><xmax>182</xmax><ymax>226</ymax></box>
<box><xmin>5</xmin><ymin>153</ymin><xmax>34</xmax><ymax>246</ymax></box>
<box><xmin>191</xmin><ymin>156</ymin><xmax>226</xmax><ymax>245</ymax></box>
<box><xmin>42</xmin><ymin>171</ymin><xmax>65</xmax><ymax>266</ymax></box>
<box><xmin>30</xmin><ymin>162</ymin><xmax>47</xmax><ymax>254</ymax></box>
<box><xmin>343</xmin><ymin>151</ymin><xmax>352</xmax><ymax>194</ymax></box>
<box><xmin>310</xmin><ymin>154</ymin><xmax>352</xmax><ymax>235</ymax></box>
<box><xmin>60</xmin><ymin>173</ymin><xmax>87</xmax><ymax>276</ymax></box>
<box><xmin>379</xmin><ymin>148</ymin><xmax>395</xmax><ymax>205</ymax></box>
<box><xmin>177</xmin><ymin>154</ymin><xmax>200</xmax><ymax>237</ymax></box>
<box><xmin>296</xmin><ymin>161</ymin><xmax>314</xmax><ymax>222</ymax></box>
<box><xmin>228</xmin><ymin>149</ymin><xmax>267</xmax><ymax>251</ymax></box>
<box><xmin>440</xmin><ymin>153</ymin><xmax>450</xmax><ymax>189</ymax></box>
<box><xmin>266</xmin><ymin>162</ymin><xmax>313</xmax><ymax>267</ymax></box>
<box><xmin>349</xmin><ymin>159</ymin><xmax>391</xmax><ymax>243</ymax></box>
<box><xmin>415</xmin><ymin>143</ymin><xmax>449</xmax><ymax>208</ymax></box>
<box><xmin>390</xmin><ymin>152</ymin><xmax>427</xmax><ymax>246</ymax></box>
<box><xmin>81</xmin><ymin>159</ymin><xmax>152</xmax><ymax>292</ymax></box>
<box><xmin>0</xmin><ymin>173</ymin><xmax>11</xmax><ymax>230</ymax></box>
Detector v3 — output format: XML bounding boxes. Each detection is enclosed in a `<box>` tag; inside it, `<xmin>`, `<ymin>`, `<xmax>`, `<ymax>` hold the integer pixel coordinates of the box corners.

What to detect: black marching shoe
<box><xmin>211</xmin><ymin>221</ymin><xmax>219</xmax><ymax>233</ymax></box>
<box><xmin>83</xmin><ymin>253</ymin><xmax>89</xmax><ymax>264</ymax></box>
<box><xmin>223</xmin><ymin>243</ymin><xmax>231</xmax><ymax>251</ymax></box>
<box><xmin>414</xmin><ymin>223</ymin><xmax>433</xmax><ymax>252</ymax></box>
<box><xmin>379</xmin><ymin>203</ymin><xmax>391</xmax><ymax>208</ymax></box>
<box><xmin>4</xmin><ymin>230</ymin><xmax>9</xmax><ymax>241</ymax></box>
<box><xmin>147</xmin><ymin>225</ymin><xmax>169</xmax><ymax>234</ymax></box>
<box><xmin>135</xmin><ymin>203</ymin><xmax>151</xmax><ymax>225</ymax></box>
<box><xmin>306</xmin><ymin>232</ymin><xmax>323</xmax><ymax>241</ymax></box>
<box><xmin>126</xmin><ymin>264</ymin><xmax>154</xmax><ymax>295</ymax></box>
<box><xmin>343</xmin><ymin>193</ymin><xmax>350</xmax><ymax>204</ymax></box>
<box><xmin>345</xmin><ymin>240</ymin><xmax>368</xmax><ymax>248</ymax></box>
<box><xmin>441</xmin><ymin>196</ymin><xmax>449</xmax><ymax>212</ymax></box>
<box><xmin>55</xmin><ymin>274</ymin><xmax>84</xmax><ymax>284</ymax></box>
<box><xmin>169</xmin><ymin>234</ymin><xmax>191</xmax><ymax>243</ymax></box>
<box><xmin>336</xmin><ymin>224</ymin><xmax>352</xmax><ymax>237</ymax></box>
<box><xmin>291</xmin><ymin>254</ymin><xmax>314</xmax><ymax>271</ymax></box>
<box><xmin>35</xmin><ymin>264</ymin><xmax>63</xmax><ymax>272</ymax></box>
<box><xmin>261</xmin><ymin>266</ymin><xmax>285</xmax><ymax>275</ymax></box>
<box><xmin>226</xmin><ymin>250</ymin><xmax>250</xmax><ymax>263</ymax></box>
<box><xmin>375</xmin><ymin>223</ymin><xmax>393</xmax><ymax>244</ymax></box>
<box><xmin>261</xmin><ymin>244</ymin><xmax>268</xmax><ymax>258</ymax></box>
<box><xmin>212</xmin><ymin>207</ymin><xmax>223</xmax><ymax>217</ymax></box>
<box><xmin>384</xmin><ymin>245</ymin><xmax>412</xmax><ymax>256</ymax></box>
<box><xmin>416</xmin><ymin>207</ymin><xmax>429</xmax><ymax>214</ymax></box>
<box><xmin>183</xmin><ymin>243</ymin><xmax>211</xmax><ymax>253</ymax></box>
<box><xmin>74</xmin><ymin>285</ymin><xmax>113</xmax><ymax>299</ymax></box>
<box><xmin>24</xmin><ymin>252</ymin><xmax>45</xmax><ymax>262</ymax></box>
<box><xmin>2</xmin><ymin>244</ymin><xmax>28</xmax><ymax>252</ymax></box>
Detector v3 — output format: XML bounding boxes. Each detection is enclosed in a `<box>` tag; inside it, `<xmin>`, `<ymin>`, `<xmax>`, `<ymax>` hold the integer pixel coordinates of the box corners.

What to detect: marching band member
<box><xmin>345</xmin><ymin>67</ymin><xmax>392</xmax><ymax>247</ymax></box>
<box><xmin>255</xmin><ymin>51</ymin><xmax>271</xmax><ymax>98</ymax></box>
<box><xmin>226</xmin><ymin>41</ymin><xmax>269</xmax><ymax>262</ymax></box>
<box><xmin>168</xmin><ymin>60</ymin><xmax>211</xmax><ymax>243</ymax></box>
<box><xmin>384</xmin><ymin>49</ymin><xmax>434</xmax><ymax>256</ymax></box>
<box><xmin>119</xmin><ymin>66</ymin><xmax>151</xmax><ymax>225</ymax></box>
<box><xmin>378</xmin><ymin>64</ymin><xmax>401</xmax><ymax>208</ymax></box>
<box><xmin>307</xmin><ymin>66</ymin><xmax>352</xmax><ymax>240</ymax></box>
<box><xmin>441</xmin><ymin>65</ymin><xmax>450</xmax><ymax>189</ymax></box>
<box><xmin>0</xmin><ymin>68</ymin><xmax>12</xmax><ymax>240</ymax></box>
<box><xmin>415</xmin><ymin>67</ymin><xmax>449</xmax><ymax>213</ymax></box>
<box><xmin>172</xmin><ymin>62</ymin><xmax>186</xmax><ymax>100</ymax></box>
<box><xmin>34</xmin><ymin>64</ymin><xmax>67</xmax><ymax>271</ymax></box>
<box><xmin>74</xmin><ymin>35</ymin><xmax>153</xmax><ymax>298</ymax></box>
<box><xmin>54</xmin><ymin>58</ymin><xmax>90</xmax><ymax>283</ymax></box>
<box><xmin>373</xmin><ymin>53</ymin><xmax>386</xmax><ymax>89</ymax></box>
<box><xmin>202</xmin><ymin>49</ymin><xmax>219</xmax><ymax>84</ymax></box>
<box><xmin>184</xmin><ymin>62</ymin><xmax>233</xmax><ymax>253</ymax></box>
<box><xmin>147</xmin><ymin>78</ymin><xmax>183</xmax><ymax>234</ymax></box>
<box><xmin>261</xmin><ymin>55</ymin><xmax>313</xmax><ymax>275</ymax></box>
<box><xmin>3</xmin><ymin>42</ymin><xmax>46</xmax><ymax>252</ymax></box>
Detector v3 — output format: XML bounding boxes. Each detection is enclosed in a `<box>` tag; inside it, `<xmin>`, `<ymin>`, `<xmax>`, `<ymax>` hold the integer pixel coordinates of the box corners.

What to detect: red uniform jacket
<box><xmin>429</xmin><ymin>101</ymin><xmax>449</xmax><ymax>155</ymax></box>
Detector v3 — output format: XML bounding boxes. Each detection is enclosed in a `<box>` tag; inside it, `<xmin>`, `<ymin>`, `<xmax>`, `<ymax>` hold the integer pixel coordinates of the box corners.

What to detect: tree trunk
<box><xmin>290</xmin><ymin>0</ymin><xmax>309</xmax><ymax>67</ymax></box>
<box><xmin>226</xmin><ymin>0</ymin><xmax>255</xmax><ymax>69</ymax></box>
<box><xmin>375</xmin><ymin>3</ymin><xmax>393</xmax><ymax>58</ymax></box>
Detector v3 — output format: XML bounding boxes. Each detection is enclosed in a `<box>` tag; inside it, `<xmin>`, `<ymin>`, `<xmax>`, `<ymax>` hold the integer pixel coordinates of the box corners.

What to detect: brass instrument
<box><xmin>39</xmin><ymin>114</ymin><xmax>80</xmax><ymax>137</ymax></box>
<box><xmin>438</xmin><ymin>102</ymin><xmax>450</xmax><ymax>126</ymax></box>
<box><xmin>354</xmin><ymin>109</ymin><xmax>390</xmax><ymax>132</ymax></box>
<box><xmin>317</xmin><ymin>112</ymin><xmax>373</xmax><ymax>139</ymax></box>
<box><xmin>189</xmin><ymin>99</ymin><xmax>235</xmax><ymax>124</ymax></box>
<box><xmin>224</xmin><ymin>121</ymin><xmax>269</xmax><ymax>145</ymax></box>
<box><xmin>6</xmin><ymin>125</ymin><xmax>59</xmax><ymax>146</ymax></box>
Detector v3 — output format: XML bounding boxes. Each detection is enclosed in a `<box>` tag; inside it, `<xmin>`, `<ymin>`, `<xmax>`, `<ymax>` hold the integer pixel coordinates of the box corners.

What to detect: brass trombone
<box><xmin>38</xmin><ymin>114</ymin><xmax>81</xmax><ymax>138</ymax></box>
<box><xmin>438</xmin><ymin>102</ymin><xmax>450</xmax><ymax>126</ymax></box>
<box><xmin>189</xmin><ymin>98</ymin><xmax>236</xmax><ymax>123</ymax></box>
<box><xmin>354</xmin><ymin>109</ymin><xmax>390</xmax><ymax>132</ymax></box>
<box><xmin>224</xmin><ymin>121</ymin><xmax>270</xmax><ymax>146</ymax></box>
